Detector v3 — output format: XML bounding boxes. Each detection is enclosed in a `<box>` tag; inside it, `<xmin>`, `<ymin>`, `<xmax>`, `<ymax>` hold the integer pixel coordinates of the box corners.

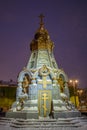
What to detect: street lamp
<box><xmin>69</xmin><ymin>79</ymin><xmax>78</xmax><ymax>107</ymax></box>
<box><xmin>77</xmin><ymin>89</ymin><xmax>83</xmax><ymax>107</ymax></box>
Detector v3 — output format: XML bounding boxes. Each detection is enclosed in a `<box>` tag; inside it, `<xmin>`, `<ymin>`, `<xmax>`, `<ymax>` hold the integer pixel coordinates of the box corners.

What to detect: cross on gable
<box><xmin>39</xmin><ymin>14</ymin><xmax>44</xmax><ymax>26</ymax></box>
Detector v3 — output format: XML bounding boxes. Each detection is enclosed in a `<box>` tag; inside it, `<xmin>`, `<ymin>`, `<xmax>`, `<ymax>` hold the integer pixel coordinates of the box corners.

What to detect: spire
<box><xmin>39</xmin><ymin>14</ymin><xmax>44</xmax><ymax>28</ymax></box>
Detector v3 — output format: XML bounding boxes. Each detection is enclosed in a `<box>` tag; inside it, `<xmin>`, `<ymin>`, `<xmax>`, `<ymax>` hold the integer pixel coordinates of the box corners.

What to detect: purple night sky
<box><xmin>0</xmin><ymin>0</ymin><xmax>87</xmax><ymax>88</ymax></box>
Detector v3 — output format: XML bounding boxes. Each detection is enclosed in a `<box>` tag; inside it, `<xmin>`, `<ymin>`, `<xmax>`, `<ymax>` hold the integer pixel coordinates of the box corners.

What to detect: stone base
<box><xmin>6</xmin><ymin>110</ymin><xmax>81</xmax><ymax>119</ymax></box>
<box><xmin>53</xmin><ymin>111</ymin><xmax>81</xmax><ymax>119</ymax></box>
<box><xmin>6</xmin><ymin>111</ymin><xmax>39</xmax><ymax>119</ymax></box>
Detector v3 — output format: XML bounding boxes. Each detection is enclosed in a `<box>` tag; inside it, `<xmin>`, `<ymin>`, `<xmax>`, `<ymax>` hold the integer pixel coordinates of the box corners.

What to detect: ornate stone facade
<box><xmin>6</xmin><ymin>15</ymin><xmax>80</xmax><ymax>119</ymax></box>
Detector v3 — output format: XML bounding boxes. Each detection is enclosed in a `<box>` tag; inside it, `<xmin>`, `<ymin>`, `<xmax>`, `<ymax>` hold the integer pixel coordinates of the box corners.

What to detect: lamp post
<box><xmin>77</xmin><ymin>89</ymin><xmax>83</xmax><ymax>108</ymax></box>
<box><xmin>69</xmin><ymin>79</ymin><xmax>78</xmax><ymax>108</ymax></box>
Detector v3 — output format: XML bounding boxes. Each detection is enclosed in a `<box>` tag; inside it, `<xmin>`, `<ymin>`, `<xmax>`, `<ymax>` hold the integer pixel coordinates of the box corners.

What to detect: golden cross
<box><xmin>39</xmin><ymin>14</ymin><xmax>44</xmax><ymax>26</ymax></box>
<box><xmin>38</xmin><ymin>76</ymin><xmax>51</xmax><ymax>88</ymax></box>
<box><xmin>42</xmin><ymin>93</ymin><xmax>48</xmax><ymax>117</ymax></box>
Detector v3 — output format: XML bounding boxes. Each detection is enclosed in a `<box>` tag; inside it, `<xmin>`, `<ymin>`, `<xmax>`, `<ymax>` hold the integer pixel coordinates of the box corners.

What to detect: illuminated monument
<box><xmin>6</xmin><ymin>15</ymin><xmax>80</xmax><ymax>119</ymax></box>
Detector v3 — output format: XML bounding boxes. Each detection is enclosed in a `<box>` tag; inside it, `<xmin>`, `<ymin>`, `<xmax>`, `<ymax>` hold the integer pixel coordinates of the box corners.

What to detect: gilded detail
<box><xmin>39</xmin><ymin>65</ymin><xmax>50</xmax><ymax>76</ymax></box>
<box><xmin>38</xmin><ymin>90</ymin><xmax>51</xmax><ymax>117</ymax></box>
<box><xmin>42</xmin><ymin>93</ymin><xmax>48</xmax><ymax>117</ymax></box>
<box><xmin>38</xmin><ymin>76</ymin><xmax>51</xmax><ymax>89</ymax></box>
<box><xmin>30</xmin><ymin>21</ymin><xmax>54</xmax><ymax>52</ymax></box>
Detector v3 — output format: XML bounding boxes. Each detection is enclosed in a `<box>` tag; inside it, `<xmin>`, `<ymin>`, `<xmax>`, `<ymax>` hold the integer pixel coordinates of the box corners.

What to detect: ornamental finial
<box><xmin>39</xmin><ymin>14</ymin><xmax>44</xmax><ymax>27</ymax></box>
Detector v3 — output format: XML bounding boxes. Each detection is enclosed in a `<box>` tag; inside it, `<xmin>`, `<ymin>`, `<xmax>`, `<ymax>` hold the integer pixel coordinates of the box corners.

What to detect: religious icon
<box><xmin>16</xmin><ymin>98</ymin><xmax>24</xmax><ymax>111</ymax></box>
<box><xmin>58</xmin><ymin>77</ymin><xmax>64</xmax><ymax>92</ymax></box>
<box><xmin>22</xmin><ymin>74</ymin><xmax>30</xmax><ymax>94</ymax></box>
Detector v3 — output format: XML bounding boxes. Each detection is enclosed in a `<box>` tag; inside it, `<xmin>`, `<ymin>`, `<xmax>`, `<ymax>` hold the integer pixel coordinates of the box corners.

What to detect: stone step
<box><xmin>10</xmin><ymin>124</ymin><xmax>81</xmax><ymax>128</ymax></box>
<box><xmin>11</xmin><ymin>121</ymin><xmax>78</xmax><ymax>125</ymax></box>
<box><xmin>10</xmin><ymin>119</ymin><xmax>81</xmax><ymax>128</ymax></box>
<box><xmin>0</xmin><ymin>117</ymin><xmax>87</xmax><ymax>129</ymax></box>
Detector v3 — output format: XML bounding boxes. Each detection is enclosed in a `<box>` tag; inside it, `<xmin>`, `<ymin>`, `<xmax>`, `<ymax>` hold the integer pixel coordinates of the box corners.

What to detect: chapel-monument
<box><xmin>6</xmin><ymin>15</ymin><xmax>80</xmax><ymax>119</ymax></box>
